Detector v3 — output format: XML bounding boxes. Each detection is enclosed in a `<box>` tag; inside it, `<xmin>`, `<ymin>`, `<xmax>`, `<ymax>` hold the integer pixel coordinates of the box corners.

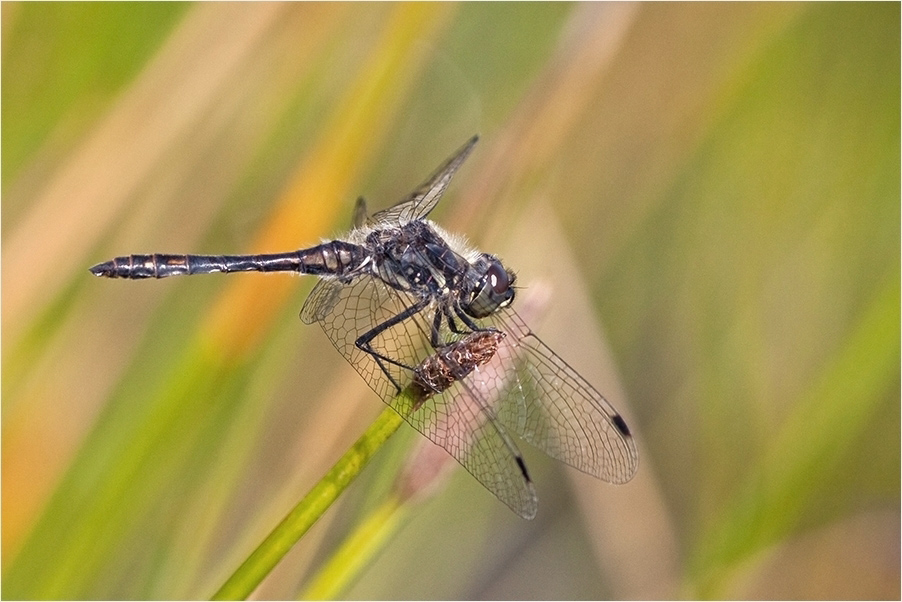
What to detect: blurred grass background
<box><xmin>2</xmin><ymin>2</ymin><xmax>898</xmax><ymax>599</ymax></box>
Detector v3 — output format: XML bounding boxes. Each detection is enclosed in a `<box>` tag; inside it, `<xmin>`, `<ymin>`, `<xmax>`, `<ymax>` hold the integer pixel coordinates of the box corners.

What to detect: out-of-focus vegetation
<box><xmin>2</xmin><ymin>3</ymin><xmax>898</xmax><ymax>599</ymax></box>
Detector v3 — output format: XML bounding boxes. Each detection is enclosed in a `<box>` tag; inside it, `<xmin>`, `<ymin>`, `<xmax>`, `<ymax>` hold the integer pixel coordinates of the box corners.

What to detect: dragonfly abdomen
<box><xmin>89</xmin><ymin>241</ymin><xmax>369</xmax><ymax>280</ymax></box>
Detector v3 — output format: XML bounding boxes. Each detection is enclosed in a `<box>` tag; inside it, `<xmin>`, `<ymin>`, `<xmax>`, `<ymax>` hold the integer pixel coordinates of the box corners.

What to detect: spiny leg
<box><xmin>453</xmin><ymin>302</ymin><xmax>494</xmax><ymax>334</ymax></box>
<box><xmin>443</xmin><ymin>304</ymin><xmax>470</xmax><ymax>335</ymax></box>
<box><xmin>355</xmin><ymin>296</ymin><xmax>431</xmax><ymax>392</ymax></box>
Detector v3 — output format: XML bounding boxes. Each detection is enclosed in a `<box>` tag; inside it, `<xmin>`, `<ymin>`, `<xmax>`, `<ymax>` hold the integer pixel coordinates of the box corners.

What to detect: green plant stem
<box><xmin>299</xmin><ymin>495</ymin><xmax>408</xmax><ymax>600</ymax></box>
<box><xmin>211</xmin><ymin>403</ymin><xmax>407</xmax><ymax>600</ymax></box>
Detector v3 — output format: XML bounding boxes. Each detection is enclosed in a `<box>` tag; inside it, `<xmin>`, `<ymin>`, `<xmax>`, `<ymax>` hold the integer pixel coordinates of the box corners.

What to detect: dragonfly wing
<box><xmin>300</xmin><ymin>278</ymin><xmax>346</xmax><ymax>324</ymax></box>
<box><xmin>301</xmin><ymin>276</ymin><xmax>427</xmax><ymax>400</ymax></box>
<box><xmin>397</xmin><ymin>370</ymin><xmax>539</xmax><ymax>519</ymax></box>
<box><xmin>368</xmin><ymin>136</ymin><xmax>479</xmax><ymax>226</ymax></box>
<box><xmin>301</xmin><ymin>275</ymin><xmax>538</xmax><ymax>517</ymax></box>
<box><xmin>486</xmin><ymin>309</ymin><xmax>640</xmax><ymax>484</ymax></box>
<box><xmin>351</xmin><ymin>196</ymin><xmax>369</xmax><ymax>228</ymax></box>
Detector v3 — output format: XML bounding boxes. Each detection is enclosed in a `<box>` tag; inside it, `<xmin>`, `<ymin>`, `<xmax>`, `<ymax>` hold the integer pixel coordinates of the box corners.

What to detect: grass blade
<box><xmin>211</xmin><ymin>404</ymin><xmax>407</xmax><ymax>600</ymax></box>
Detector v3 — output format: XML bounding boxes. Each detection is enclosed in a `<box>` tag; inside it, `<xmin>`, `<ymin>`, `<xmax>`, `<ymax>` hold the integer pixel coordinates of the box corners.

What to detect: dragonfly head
<box><xmin>463</xmin><ymin>254</ymin><xmax>516</xmax><ymax>319</ymax></box>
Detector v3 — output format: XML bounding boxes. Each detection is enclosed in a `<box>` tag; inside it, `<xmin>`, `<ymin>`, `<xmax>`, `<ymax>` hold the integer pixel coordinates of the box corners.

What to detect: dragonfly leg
<box><xmin>427</xmin><ymin>301</ymin><xmax>479</xmax><ymax>350</ymax></box>
<box><xmin>429</xmin><ymin>305</ymin><xmax>462</xmax><ymax>349</ymax></box>
<box><xmin>453</xmin><ymin>302</ymin><xmax>497</xmax><ymax>334</ymax></box>
<box><xmin>356</xmin><ymin>296</ymin><xmax>431</xmax><ymax>392</ymax></box>
<box><xmin>429</xmin><ymin>307</ymin><xmax>446</xmax><ymax>349</ymax></box>
<box><xmin>444</xmin><ymin>305</ymin><xmax>471</xmax><ymax>335</ymax></box>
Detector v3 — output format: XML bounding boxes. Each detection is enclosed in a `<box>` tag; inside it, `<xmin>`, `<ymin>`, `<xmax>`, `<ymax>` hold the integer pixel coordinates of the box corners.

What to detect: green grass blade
<box><xmin>299</xmin><ymin>496</ymin><xmax>407</xmax><ymax>600</ymax></box>
<box><xmin>211</xmin><ymin>403</ymin><xmax>408</xmax><ymax>600</ymax></box>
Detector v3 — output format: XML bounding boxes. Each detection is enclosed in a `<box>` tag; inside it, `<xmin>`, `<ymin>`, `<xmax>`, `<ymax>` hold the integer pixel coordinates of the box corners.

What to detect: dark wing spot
<box><xmin>515</xmin><ymin>456</ymin><xmax>532</xmax><ymax>483</ymax></box>
<box><xmin>612</xmin><ymin>414</ymin><xmax>632</xmax><ymax>437</ymax></box>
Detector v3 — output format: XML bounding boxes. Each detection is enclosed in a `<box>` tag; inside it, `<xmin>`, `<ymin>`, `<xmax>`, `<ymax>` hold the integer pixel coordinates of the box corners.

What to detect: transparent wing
<box><xmin>300</xmin><ymin>273</ymin><xmax>537</xmax><ymax>518</ymax></box>
<box><xmin>300</xmin><ymin>278</ymin><xmax>346</xmax><ymax>325</ymax></box>
<box><xmin>301</xmin><ymin>276</ymin><xmax>426</xmax><ymax>402</ymax></box>
<box><xmin>485</xmin><ymin>308</ymin><xmax>640</xmax><ymax>484</ymax></box>
<box><xmin>351</xmin><ymin>196</ymin><xmax>369</xmax><ymax>228</ymax></box>
<box><xmin>404</xmin><ymin>357</ymin><xmax>538</xmax><ymax>519</ymax></box>
<box><xmin>367</xmin><ymin>135</ymin><xmax>479</xmax><ymax>227</ymax></box>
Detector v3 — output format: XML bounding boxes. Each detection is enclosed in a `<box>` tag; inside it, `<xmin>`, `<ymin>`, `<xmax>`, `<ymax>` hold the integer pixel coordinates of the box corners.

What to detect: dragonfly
<box><xmin>90</xmin><ymin>136</ymin><xmax>639</xmax><ymax>518</ymax></box>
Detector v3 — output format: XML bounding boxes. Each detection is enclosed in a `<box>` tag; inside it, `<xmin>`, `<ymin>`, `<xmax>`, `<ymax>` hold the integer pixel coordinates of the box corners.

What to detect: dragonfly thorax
<box><xmin>365</xmin><ymin>220</ymin><xmax>473</xmax><ymax>298</ymax></box>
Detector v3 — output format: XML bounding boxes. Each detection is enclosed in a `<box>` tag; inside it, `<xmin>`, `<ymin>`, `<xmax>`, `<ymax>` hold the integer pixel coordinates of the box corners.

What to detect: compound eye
<box><xmin>488</xmin><ymin>261</ymin><xmax>510</xmax><ymax>294</ymax></box>
<box><xmin>465</xmin><ymin>257</ymin><xmax>516</xmax><ymax>319</ymax></box>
